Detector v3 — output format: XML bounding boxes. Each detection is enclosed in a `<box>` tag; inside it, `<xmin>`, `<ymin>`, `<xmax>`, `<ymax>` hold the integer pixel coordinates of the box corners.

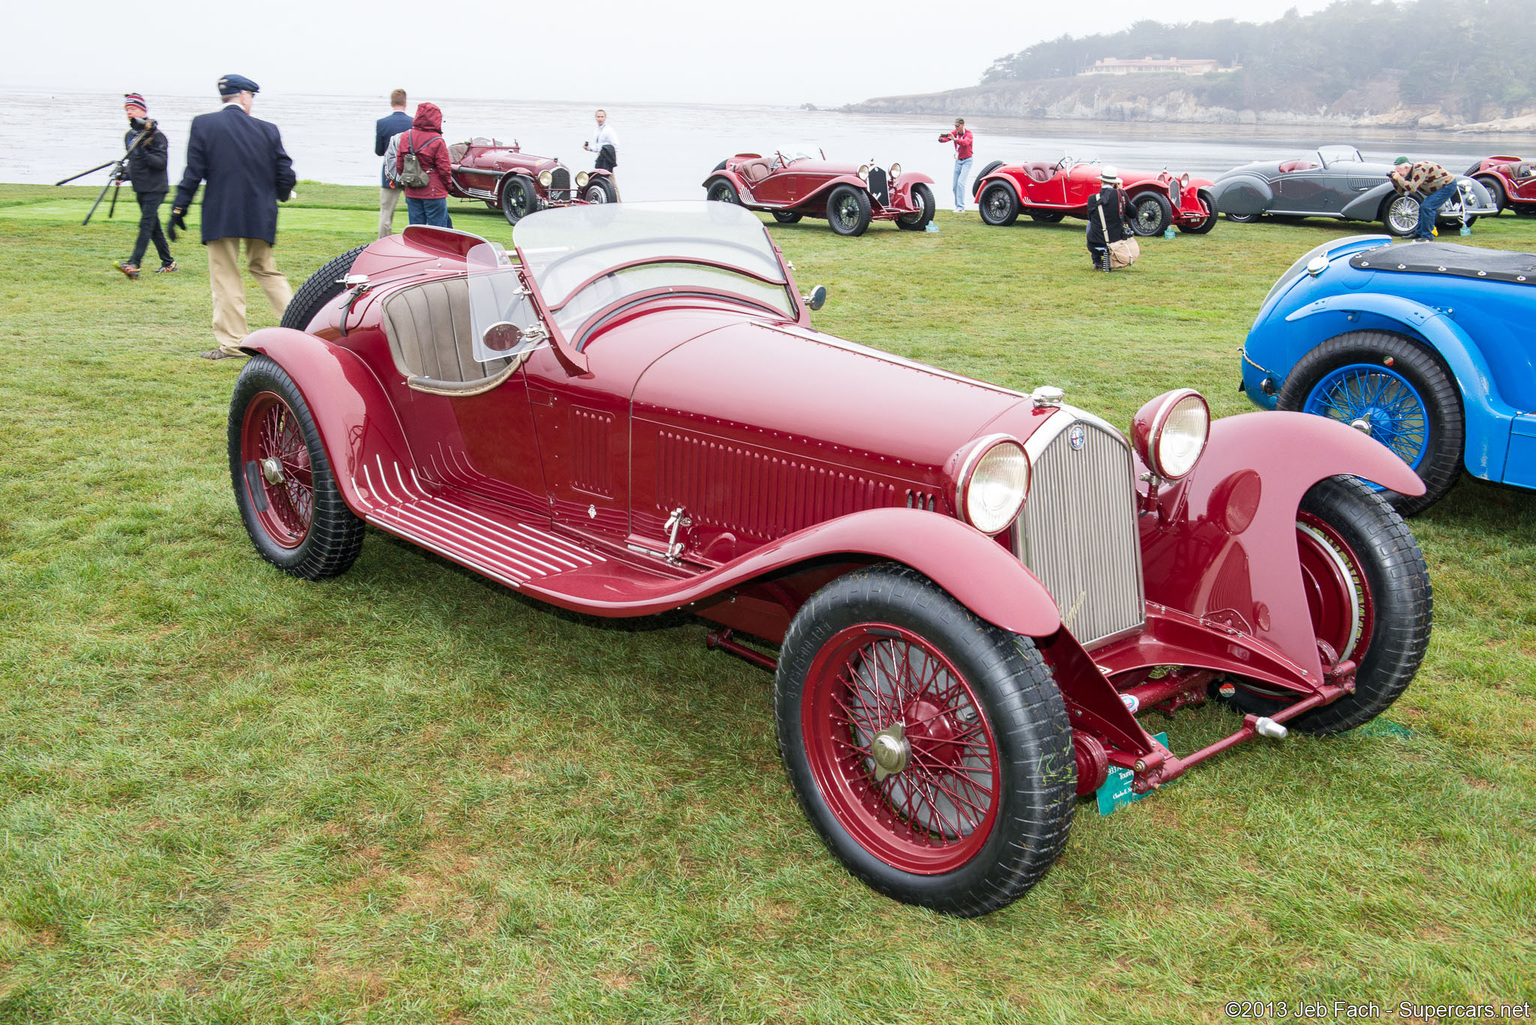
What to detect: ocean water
<box><xmin>7</xmin><ymin>89</ymin><xmax>1536</xmax><ymax>201</ymax></box>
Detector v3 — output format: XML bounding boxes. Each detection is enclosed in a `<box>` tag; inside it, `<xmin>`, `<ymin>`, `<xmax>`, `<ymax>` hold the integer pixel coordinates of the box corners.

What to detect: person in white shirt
<box><xmin>582</xmin><ymin>108</ymin><xmax>621</xmax><ymax>199</ymax></box>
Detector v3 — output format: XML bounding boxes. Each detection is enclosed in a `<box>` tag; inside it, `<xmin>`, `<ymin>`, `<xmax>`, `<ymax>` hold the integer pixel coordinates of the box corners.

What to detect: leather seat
<box><xmin>740</xmin><ymin>159</ymin><xmax>773</xmax><ymax>183</ymax></box>
<box><xmin>448</xmin><ymin>142</ymin><xmax>469</xmax><ymax>164</ymax></box>
<box><xmin>382</xmin><ymin>277</ymin><xmax>516</xmax><ymax>391</ymax></box>
<box><xmin>1023</xmin><ymin>162</ymin><xmax>1054</xmax><ymax>183</ymax></box>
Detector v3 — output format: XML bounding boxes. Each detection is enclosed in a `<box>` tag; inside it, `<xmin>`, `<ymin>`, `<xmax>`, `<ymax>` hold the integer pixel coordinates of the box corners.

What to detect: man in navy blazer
<box><xmin>171</xmin><ymin>74</ymin><xmax>297</xmax><ymax>360</ymax></box>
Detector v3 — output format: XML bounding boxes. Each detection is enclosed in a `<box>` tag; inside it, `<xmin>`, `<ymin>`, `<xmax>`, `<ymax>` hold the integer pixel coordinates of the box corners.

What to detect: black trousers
<box><xmin>129</xmin><ymin>190</ymin><xmax>173</xmax><ymax>267</ymax></box>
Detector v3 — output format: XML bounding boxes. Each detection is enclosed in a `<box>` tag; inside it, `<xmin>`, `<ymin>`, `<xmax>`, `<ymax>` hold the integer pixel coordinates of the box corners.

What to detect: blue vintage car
<box><xmin>1242</xmin><ymin>234</ymin><xmax>1536</xmax><ymax>515</ymax></box>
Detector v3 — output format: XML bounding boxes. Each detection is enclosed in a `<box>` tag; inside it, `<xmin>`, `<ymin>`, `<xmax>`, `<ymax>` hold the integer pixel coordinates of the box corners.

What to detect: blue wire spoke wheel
<box><xmin>1274</xmin><ymin>330</ymin><xmax>1464</xmax><ymax>517</ymax></box>
<box><xmin>1303</xmin><ymin>363</ymin><xmax>1429</xmax><ymax>470</ymax></box>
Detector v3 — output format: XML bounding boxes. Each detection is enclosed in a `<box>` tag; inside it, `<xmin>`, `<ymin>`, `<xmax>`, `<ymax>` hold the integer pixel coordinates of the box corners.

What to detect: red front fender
<box><xmin>1138</xmin><ymin>411</ymin><xmax>1424</xmax><ymax>685</ymax></box>
<box><xmin>238</xmin><ymin>328</ymin><xmax>414</xmax><ymax>518</ymax></box>
<box><xmin>529</xmin><ymin>507</ymin><xmax>1063</xmax><ymax>638</ymax></box>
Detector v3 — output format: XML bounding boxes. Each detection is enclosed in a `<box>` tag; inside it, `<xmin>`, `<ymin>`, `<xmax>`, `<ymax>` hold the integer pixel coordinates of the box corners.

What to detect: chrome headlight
<box><xmin>955</xmin><ymin>436</ymin><xmax>1031</xmax><ymax>535</ymax></box>
<box><xmin>858</xmin><ymin>164</ymin><xmax>870</xmax><ymax>181</ymax></box>
<box><xmin>576</xmin><ymin>171</ymin><xmax>590</xmax><ymax>187</ymax></box>
<box><xmin>1132</xmin><ymin>389</ymin><xmax>1210</xmax><ymax>480</ymax></box>
<box><xmin>538</xmin><ymin>170</ymin><xmax>554</xmax><ymax>187</ymax></box>
<box><xmin>889</xmin><ymin>162</ymin><xmax>902</xmax><ymax>179</ymax></box>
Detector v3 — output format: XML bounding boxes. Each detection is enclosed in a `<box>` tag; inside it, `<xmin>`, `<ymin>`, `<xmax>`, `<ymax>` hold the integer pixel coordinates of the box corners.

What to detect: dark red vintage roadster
<box><xmin>702</xmin><ymin>149</ymin><xmax>935</xmax><ymax>235</ymax></box>
<box><xmin>1466</xmin><ymin>155</ymin><xmax>1536</xmax><ymax>215</ymax></box>
<box><xmin>973</xmin><ymin>157</ymin><xmax>1217</xmax><ymax>235</ymax></box>
<box><xmin>231</xmin><ymin>203</ymin><xmax>1431</xmax><ymax>916</ymax></box>
<box><xmin>446</xmin><ymin>136</ymin><xmax>617</xmax><ymax>226</ymax></box>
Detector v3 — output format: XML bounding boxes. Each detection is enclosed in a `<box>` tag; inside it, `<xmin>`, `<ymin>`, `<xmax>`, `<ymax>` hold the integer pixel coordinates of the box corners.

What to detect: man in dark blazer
<box><xmin>375</xmin><ymin>88</ymin><xmax>412</xmax><ymax>239</ymax></box>
<box><xmin>171</xmin><ymin>74</ymin><xmax>297</xmax><ymax>360</ymax></box>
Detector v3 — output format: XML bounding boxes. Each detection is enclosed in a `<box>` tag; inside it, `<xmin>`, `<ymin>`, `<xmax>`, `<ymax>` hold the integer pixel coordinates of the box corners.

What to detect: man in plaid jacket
<box><xmin>1389</xmin><ymin>157</ymin><xmax>1458</xmax><ymax>241</ymax></box>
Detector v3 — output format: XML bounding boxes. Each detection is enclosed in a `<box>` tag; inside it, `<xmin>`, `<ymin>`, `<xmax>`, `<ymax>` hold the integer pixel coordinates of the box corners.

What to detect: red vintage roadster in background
<box><xmin>973</xmin><ymin>157</ymin><xmax>1217</xmax><ymax>235</ymax></box>
<box><xmin>703</xmin><ymin>149</ymin><xmax>935</xmax><ymax>235</ymax></box>
<box><xmin>447</xmin><ymin>137</ymin><xmax>617</xmax><ymax>226</ymax></box>
<box><xmin>1467</xmin><ymin>155</ymin><xmax>1536</xmax><ymax>215</ymax></box>
<box><xmin>233</xmin><ymin>203</ymin><xmax>1430</xmax><ymax>916</ymax></box>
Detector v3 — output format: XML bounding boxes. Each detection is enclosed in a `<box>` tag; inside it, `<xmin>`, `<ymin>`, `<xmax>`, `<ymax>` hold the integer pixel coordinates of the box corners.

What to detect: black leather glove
<box><xmin>168</xmin><ymin>208</ymin><xmax>187</xmax><ymax>241</ymax></box>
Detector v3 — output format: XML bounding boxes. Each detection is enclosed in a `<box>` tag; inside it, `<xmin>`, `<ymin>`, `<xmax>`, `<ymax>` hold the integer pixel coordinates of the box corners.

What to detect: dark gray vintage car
<box><xmin>1210</xmin><ymin>145</ymin><xmax>1498</xmax><ymax>236</ymax></box>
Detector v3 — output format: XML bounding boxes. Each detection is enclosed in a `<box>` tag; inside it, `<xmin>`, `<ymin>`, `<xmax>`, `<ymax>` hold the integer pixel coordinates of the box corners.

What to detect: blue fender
<box><xmin>238</xmin><ymin>327</ymin><xmax>416</xmax><ymax>516</ymax></box>
<box><xmin>1210</xmin><ymin>173</ymin><xmax>1274</xmax><ymax>216</ymax></box>
<box><xmin>1284</xmin><ymin>292</ymin><xmax>1517</xmax><ymax>480</ymax></box>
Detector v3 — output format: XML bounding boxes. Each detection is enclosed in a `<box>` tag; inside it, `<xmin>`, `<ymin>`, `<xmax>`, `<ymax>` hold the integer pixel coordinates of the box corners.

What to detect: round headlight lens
<box><xmin>1133</xmin><ymin>389</ymin><xmax>1210</xmax><ymax>480</ymax></box>
<box><xmin>889</xmin><ymin>162</ymin><xmax>902</xmax><ymax>179</ymax></box>
<box><xmin>538</xmin><ymin>170</ymin><xmax>554</xmax><ymax>187</ymax></box>
<box><xmin>858</xmin><ymin>164</ymin><xmax>870</xmax><ymax>181</ymax></box>
<box><xmin>576</xmin><ymin>171</ymin><xmax>590</xmax><ymax>187</ymax></box>
<box><xmin>961</xmin><ymin>439</ymin><xmax>1031</xmax><ymax>535</ymax></box>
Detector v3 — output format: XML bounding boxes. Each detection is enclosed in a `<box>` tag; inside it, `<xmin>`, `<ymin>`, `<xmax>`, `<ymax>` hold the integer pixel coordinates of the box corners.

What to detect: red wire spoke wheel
<box><xmin>775</xmin><ymin>564</ymin><xmax>1074</xmax><ymax>917</ymax></box>
<box><xmin>802</xmin><ymin>623</ymin><xmax>1001</xmax><ymax>874</ymax></box>
<box><xmin>240</xmin><ymin>391</ymin><xmax>315</xmax><ymax>548</ymax></box>
<box><xmin>227</xmin><ymin>356</ymin><xmax>365</xmax><ymax>580</ymax></box>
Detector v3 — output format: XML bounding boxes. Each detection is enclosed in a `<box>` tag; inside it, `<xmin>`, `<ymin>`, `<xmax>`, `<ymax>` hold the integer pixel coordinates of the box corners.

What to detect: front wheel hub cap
<box><xmin>870</xmin><ymin>724</ymin><xmax>910</xmax><ymax>782</ymax></box>
<box><xmin>261</xmin><ymin>457</ymin><xmax>285</xmax><ymax>484</ymax></box>
<box><xmin>1350</xmin><ymin>417</ymin><xmax>1373</xmax><ymax>434</ymax></box>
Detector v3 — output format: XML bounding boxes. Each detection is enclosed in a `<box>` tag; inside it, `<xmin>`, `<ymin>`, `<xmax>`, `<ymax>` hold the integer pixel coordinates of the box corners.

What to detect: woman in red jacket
<box><xmin>394</xmin><ymin>102</ymin><xmax>454</xmax><ymax>227</ymax></box>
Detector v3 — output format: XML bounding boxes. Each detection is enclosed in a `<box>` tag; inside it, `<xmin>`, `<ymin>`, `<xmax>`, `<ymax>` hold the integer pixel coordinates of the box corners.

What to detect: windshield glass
<box><xmin>513</xmin><ymin>202</ymin><xmax>793</xmax><ymax>330</ymax></box>
<box><xmin>775</xmin><ymin>146</ymin><xmax>820</xmax><ymax>165</ymax></box>
<box><xmin>1318</xmin><ymin>145</ymin><xmax>1365</xmax><ymax>167</ymax></box>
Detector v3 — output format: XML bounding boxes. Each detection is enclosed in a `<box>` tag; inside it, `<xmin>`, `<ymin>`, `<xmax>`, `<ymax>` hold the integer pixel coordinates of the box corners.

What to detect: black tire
<box><xmin>772</xmin><ymin>210</ymin><xmax>803</xmax><ymax>224</ymax></box>
<box><xmin>1029</xmin><ymin>211</ymin><xmax>1065</xmax><ymax>223</ymax></box>
<box><xmin>1276</xmin><ymin>330</ymin><xmax>1463</xmax><ymax>516</ymax></box>
<box><xmin>229</xmin><ymin>355</ymin><xmax>365</xmax><ymax>580</ymax></box>
<box><xmin>1226</xmin><ymin>476</ymin><xmax>1431</xmax><ymax>734</ymax></box>
<box><xmin>1474</xmin><ymin>175</ymin><xmax>1506</xmax><ymax>213</ymax></box>
<box><xmin>706</xmin><ymin>178</ymin><xmax>740</xmax><ymax>204</ymax></box>
<box><xmin>896</xmin><ymin>183</ymin><xmax>935</xmax><ymax>230</ymax></box>
<box><xmin>582</xmin><ymin>177</ymin><xmax>617</xmax><ymax>204</ymax></box>
<box><xmin>280</xmin><ymin>245</ymin><xmax>367</xmax><ymax>332</ymax></box>
<box><xmin>826</xmin><ymin>184</ymin><xmax>872</xmax><ymax>236</ymax></box>
<box><xmin>774</xmin><ymin>563</ymin><xmax>1075</xmax><ymax>917</ymax></box>
<box><xmin>1127</xmin><ymin>192</ymin><xmax>1174</xmax><ymax>236</ymax></box>
<box><xmin>1225</xmin><ymin>211</ymin><xmax>1261</xmax><ymax>224</ymax></box>
<box><xmin>1179</xmin><ymin>191</ymin><xmax>1218</xmax><ymax>234</ymax></box>
<box><xmin>972</xmin><ymin>159</ymin><xmax>1004</xmax><ymax>199</ymax></box>
<box><xmin>712</xmin><ymin>159</ymin><xmax>728</xmax><ymax>172</ymax></box>
<box><xmin>978</xmin><ymin>181</ymin><xmax>1019</xmax><ymax>226</ymax></box>
<box><xmin>500</xmin><ymin>176</ymin><xmax>537</xmax><ymax>226</ymax></box>
<box><xmin>1381</xmin><ymin>194</ymin><xmax>1420</xmax><ymax>237</ymax></box>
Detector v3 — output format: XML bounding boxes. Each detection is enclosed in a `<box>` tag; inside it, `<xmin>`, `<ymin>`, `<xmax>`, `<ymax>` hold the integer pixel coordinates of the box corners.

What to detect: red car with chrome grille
<box><xmin>973</xmin><ymin>156</ymin><xmax>1217</xmax><ymax>235</ymax></box>
<box><xmin>702</xmin><ymin>148</ymin><xmax>935</xmax><ymax>235</ymax></box>
<box><xmin>446</xmin><ymin>136</ymin><xmax>617</xmax><ymax>226</ymax></box>
<box><xmin>1466</xmin><ymin>155</ymin><xmax>1536</xmax><ymax>215</ymax></box>
<box><xmin>229</xmin><ymin>202</ymin><xmax>1431</xmax><ymax>916</ymax></box>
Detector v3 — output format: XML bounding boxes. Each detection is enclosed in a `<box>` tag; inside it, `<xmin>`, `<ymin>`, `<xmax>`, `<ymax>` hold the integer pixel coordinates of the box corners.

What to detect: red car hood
<box><xmin>631</xmin><ymin>320</ymin><xmax>1032</xmax><ymax>472</ymax></box>
<box><xmin>460</xmin><ymin>147</ymin><xmax>564</xmax><ymax>173</ymax></box>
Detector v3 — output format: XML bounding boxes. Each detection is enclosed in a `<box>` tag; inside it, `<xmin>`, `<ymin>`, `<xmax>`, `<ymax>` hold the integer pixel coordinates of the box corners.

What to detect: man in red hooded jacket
<box><xmin>394</xmin><ymin>102</ymin><xmax>454</xmax><ymax>227</ymax></box>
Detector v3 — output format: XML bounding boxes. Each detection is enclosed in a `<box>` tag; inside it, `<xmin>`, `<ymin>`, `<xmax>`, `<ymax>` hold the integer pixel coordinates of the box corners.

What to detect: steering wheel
<box><xmin>1055</xmin><ymin>155</ymin><xmax>1076</xmax><ymax>171</ymax></box>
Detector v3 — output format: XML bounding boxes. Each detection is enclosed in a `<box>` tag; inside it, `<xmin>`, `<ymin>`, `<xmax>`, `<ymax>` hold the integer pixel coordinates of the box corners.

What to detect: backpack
<box><xmin>398</xmin><ymin>131</ymin><xmax>432</xmax><ymax>189</ymax></box>
<box><xmin>383</xmin><ymin>131</ymin><xmax>406</xmax><ymax>186</ymax></box>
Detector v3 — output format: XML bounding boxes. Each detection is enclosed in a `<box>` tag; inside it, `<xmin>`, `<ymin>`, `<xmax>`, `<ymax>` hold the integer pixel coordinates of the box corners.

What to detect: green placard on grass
<box><xmin>1096</xmin><ymin>731</ymin><xmax>1170</xmax><ymax>816</ymax></box>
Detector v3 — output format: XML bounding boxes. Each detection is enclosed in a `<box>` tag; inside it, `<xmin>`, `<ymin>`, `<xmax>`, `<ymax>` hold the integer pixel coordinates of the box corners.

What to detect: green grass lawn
<box><xmin>1</xmin><ymin>183</ymin><xmax>1533</xmax><ymax>1024</ymax></box>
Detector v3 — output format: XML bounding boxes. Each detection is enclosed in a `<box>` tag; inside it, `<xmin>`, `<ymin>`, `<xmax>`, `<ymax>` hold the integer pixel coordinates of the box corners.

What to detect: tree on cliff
<box><xmin>980</xmin><ymin>0</ymin><xmax>1536</xmax><ymax>119</ymax></box>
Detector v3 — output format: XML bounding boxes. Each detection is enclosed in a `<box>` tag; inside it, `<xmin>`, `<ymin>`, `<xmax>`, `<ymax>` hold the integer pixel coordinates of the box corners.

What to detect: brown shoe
<box><xmin>114</xmin><ymin>261</ymin><xmax>140</xmax><ymax>280</ymax></box>
<box><xmin>200</xmin><ymin>349</ymin><xmax>242</xmax><ymax>360</ymax></box>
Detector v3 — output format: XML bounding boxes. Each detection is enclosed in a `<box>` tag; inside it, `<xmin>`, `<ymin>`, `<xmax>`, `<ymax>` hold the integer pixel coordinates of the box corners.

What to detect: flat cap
<box><xmin>217</xmin><ymin>74</ymin><xmax>260</xmax><ymax>96</ymax></box>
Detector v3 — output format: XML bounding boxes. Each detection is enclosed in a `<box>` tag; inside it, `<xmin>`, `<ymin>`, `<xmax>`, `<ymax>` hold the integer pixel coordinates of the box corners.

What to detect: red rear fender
<box><xmin>239</xmin><ymin>328</ymin><xmax>413</xmax><ymax>518</ymax></box>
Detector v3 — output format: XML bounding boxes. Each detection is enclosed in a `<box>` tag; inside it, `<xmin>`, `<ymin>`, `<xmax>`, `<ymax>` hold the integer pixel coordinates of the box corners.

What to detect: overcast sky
<box><xmin>6</xmin><ymin>0</ymin><xmax>1340</xmax><ymax>107</ymax></box>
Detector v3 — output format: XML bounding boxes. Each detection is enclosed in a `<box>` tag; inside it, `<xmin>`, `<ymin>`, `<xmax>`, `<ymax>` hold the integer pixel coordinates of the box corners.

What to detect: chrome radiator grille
<box><xmin>1013</xmin><ymin>419</ymin><xmax>1145</xmax><ymax>648</ymax></box>
<box><xmin>548</xmin><ymin>167</ymin><xmax>572</xmax><ymax>203</ymax></box>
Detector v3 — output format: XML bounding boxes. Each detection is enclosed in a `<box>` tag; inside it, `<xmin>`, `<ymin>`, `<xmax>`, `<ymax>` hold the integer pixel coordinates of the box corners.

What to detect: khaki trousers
<box><xmin>206</xmin><ymin>237</ymin><xmax>292</xmax><ymax>355</ymax></box>
<box><xmin>379</xmin><ymin>185</ymin><xmax>404</xmax><ymax>239</ymax></box>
